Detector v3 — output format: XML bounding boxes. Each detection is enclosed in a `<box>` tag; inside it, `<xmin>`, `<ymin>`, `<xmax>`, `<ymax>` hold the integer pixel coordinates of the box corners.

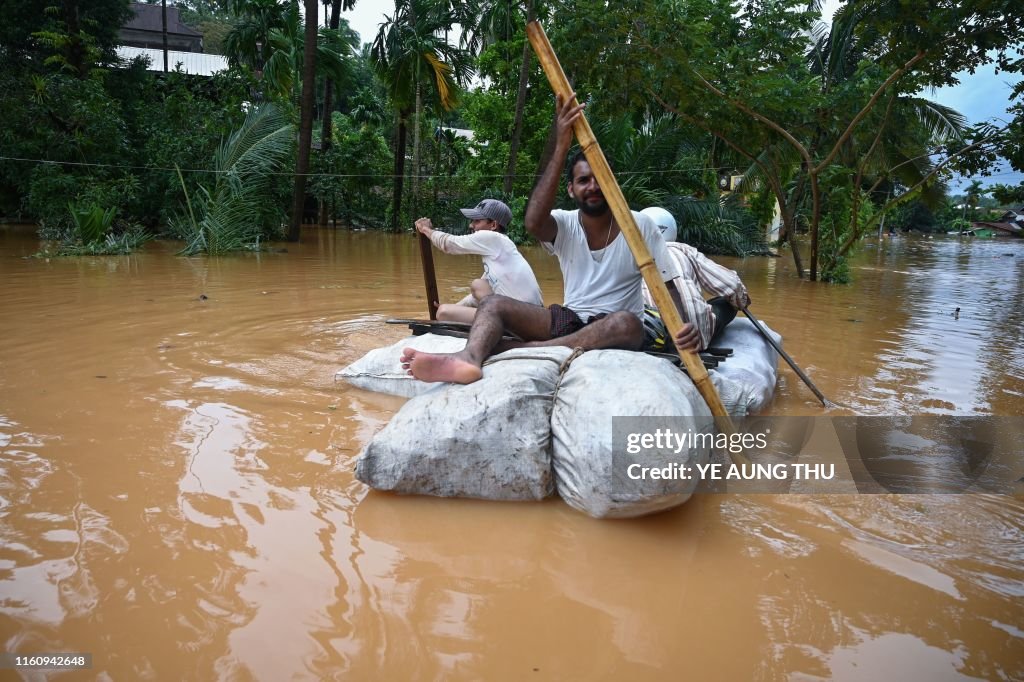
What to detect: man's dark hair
<box><xmin>565</xmin><ymin>150</ymin><xmax>613</xmax><ymax>184</ymax></box>
<box><xmin>565</xmin><ymin>150</ymin><xmax>587</xmax><ymax>184</ymax></box>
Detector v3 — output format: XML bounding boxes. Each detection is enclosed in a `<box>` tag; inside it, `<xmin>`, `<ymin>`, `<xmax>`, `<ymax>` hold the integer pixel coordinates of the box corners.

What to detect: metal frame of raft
<box><xmin>385</xmin><ymin>319</ymin><xmax>733</xmax><ymax>371</ymax></box>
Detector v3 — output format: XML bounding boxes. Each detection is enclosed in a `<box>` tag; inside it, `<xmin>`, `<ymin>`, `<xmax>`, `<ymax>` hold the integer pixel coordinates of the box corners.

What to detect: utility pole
<box><xmin>161</xmin><ymin>0</ymin><xmax>169</xmax><ymax>72</ymax></box>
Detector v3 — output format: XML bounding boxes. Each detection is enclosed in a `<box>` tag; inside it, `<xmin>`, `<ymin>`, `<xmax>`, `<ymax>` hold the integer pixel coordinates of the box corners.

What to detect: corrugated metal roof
<box><xmin>970</xmin><ymin>221</ymin><xmax>1022</xmax><ymax>234</ymax></box>
<box><xmin>117</xmin><ymin>46</ymin><xmax>228</xmax><ymax>76</ymax></box>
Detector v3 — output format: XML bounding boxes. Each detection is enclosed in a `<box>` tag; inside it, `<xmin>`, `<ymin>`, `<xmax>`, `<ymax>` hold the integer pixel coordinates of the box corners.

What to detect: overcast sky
<box><xmin>336</xmin><ymin>1</ymin><xmax>1020</xmax><ymax>193</ymax></box>
<box><xmin>334</xmin><ymin>2</ymin><xmax>391</xmax><ymax>46</ymax></box>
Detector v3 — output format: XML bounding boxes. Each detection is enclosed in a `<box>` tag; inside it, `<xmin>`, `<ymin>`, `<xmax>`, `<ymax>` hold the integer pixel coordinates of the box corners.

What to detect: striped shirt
<box><xmin>642</xmin><ymin>242</ymin><xmax>750</xmax><ymax>351</ymax></box>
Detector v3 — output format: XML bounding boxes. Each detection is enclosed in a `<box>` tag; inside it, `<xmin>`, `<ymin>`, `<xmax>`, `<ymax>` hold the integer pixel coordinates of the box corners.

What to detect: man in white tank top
<box><xmin>414</xmin><ymin>198</ymin><xmax>543</xmax><ymax>323</ymax></box>
<box><xmin>401</xmin><ymin>93</ymin><xmax>700</xmax><ymax>384</ymax></box>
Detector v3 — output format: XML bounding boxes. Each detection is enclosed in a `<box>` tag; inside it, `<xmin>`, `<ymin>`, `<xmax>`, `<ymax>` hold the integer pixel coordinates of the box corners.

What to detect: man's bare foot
<box><xmin>400</xmin><ymin>348</ymin><xmax>483</xmax><ymax>384</ymax></box>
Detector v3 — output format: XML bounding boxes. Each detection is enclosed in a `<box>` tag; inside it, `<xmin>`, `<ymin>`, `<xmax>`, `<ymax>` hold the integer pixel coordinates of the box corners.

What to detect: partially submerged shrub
<box><xmin>172</xmin><ymin>103</ymin><xmax>294</xmax><ymax>255</ymax></box>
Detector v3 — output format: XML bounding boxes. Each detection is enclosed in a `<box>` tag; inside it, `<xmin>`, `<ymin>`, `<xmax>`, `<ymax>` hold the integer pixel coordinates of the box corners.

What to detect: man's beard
<box><xmin>575</xmin><ymin>193</ymin><xmax>609</xmax><ymax>217</ymax></box>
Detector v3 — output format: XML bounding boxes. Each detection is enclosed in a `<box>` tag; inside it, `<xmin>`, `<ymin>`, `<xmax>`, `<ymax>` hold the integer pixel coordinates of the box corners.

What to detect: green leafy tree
<box><xmin>309</xmin><ymin>112</ymin><xmax>392</xmax><ymax>226</ymax></box>
<box><xmin>15</xmin><ymin>0</ymin><xmax>131</xmax><ymax>79</ymax></box>
<box><xmin>174</xmin><ymin>0</ymin><xmax>235</xmax><ymax>53</ymax></box>
<box><xmin>550</xmin><ymin>0</ymin><xmax>1020</xmax><ymax>281</ymax></box>
<box><xmin>990</xmin><ymin>181</ymin><xmax>1024</xmax><ymax>207</ymax></box>
<box><xmin>372</xmin><ymin>0</ymin><xmax>474</xmax><ymax>230</ymax></box>
<box><xmin>1003</xmin><ymin>85</ymin><xmax>1024</xmax><ymax>175</ymax></box>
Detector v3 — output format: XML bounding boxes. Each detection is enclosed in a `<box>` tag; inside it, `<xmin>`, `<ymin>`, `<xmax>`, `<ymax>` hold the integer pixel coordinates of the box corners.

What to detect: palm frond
<box><xmin>897</xmin><ymin>97</ymin><xmax>967</xmax><ymax>141</ymax></box>
<box><xmin>178</xmin><ymin>103</ymin><xmax>294</xmax><ymax>255</ymax></box>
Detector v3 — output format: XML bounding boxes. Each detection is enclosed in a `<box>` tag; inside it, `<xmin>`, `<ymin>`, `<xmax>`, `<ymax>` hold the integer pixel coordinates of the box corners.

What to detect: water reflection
<box><xmin>852</xmin><ymin>238</ymin><xmax>1024</xmax><ymax>414</ymax></box>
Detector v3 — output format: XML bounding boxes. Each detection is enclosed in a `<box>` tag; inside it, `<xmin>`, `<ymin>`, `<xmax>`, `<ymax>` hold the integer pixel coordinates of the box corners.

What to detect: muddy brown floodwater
<box><xmin>1</xmin><ymin>224</ymin><xmax>1022</xmax><ymax>680</ymax></box>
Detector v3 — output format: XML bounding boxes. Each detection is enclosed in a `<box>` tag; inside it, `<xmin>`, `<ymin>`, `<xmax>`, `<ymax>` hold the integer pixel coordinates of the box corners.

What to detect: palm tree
<box><xmin>316</xmin><ymin>0</ymin><xmax>344</xmax><ymax>227</ymax></box>
<box><xmin>504</xmin><ymin>0</ymin><xmax>539</xmax><ymax>194</ymax></box>
<box><xmin>225</xmin><ymin>0</ymin><xmax>357</xmax><ymax>240</ymax></box>
<box><xmin>225</xmin><ymin>0</ymin><xmax>355</xmax><ymax>102</ymax></box>
<box><xmin>372</xmin><ymin>0</ymin><xmax>473</xmax><ymax>230</ymax></box>
<box><xmin>223</xmin><ymin>0</ymin><xmax>289</xmax><ymax>72</ymax></box>
<box><xmin>460</xmin><ymin>0</ymin><xmax>545</xmax><ymax>194</ymax></box>
<box><xmin>954</xmin><ymin>179</ymin><xmax>985</xmax><ymax>234</ymax></box>
<box><xmin>263</xmin><ymin>4</ymin><xmax>356</xmax><ymax>102</ymax></box>
<box><xmin>963</xmin><ymin>180</ymin><xmax>985</xmax><ymax>216</ymax></box>
<box><xmin>287</xmin><ymin>0</ymin><xmax>319</xmax><ymax>241</ymax></box>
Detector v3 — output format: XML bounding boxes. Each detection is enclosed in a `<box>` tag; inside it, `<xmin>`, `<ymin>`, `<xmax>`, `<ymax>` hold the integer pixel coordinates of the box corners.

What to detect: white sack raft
<box><xmin>353</xmin><ymin>347</ymin><xmax>572</xmax><ymax>501</ymax></box>
<box><xmin>710</xmin><ymin>318</ymin><xmax>781</xmax><ymax>414</ymax></box>
<box><xmin>341</xmin><ymin>321</ymin><xmax>780</xmax><ymax>517</ymax></box>
<box><xmin>336</xmin><ymin>333</ymin><xmax>466</xmax><ymax>398</ymax></box>
<box><xmin>551</xmin><ymin>350</ymin><xmax>714</xmax><ymax>518</ymax></box>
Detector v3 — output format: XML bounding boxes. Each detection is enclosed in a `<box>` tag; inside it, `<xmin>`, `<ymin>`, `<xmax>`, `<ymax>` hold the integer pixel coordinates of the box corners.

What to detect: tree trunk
<box><xmin>781</xmin><ymin>210</ymin><xmax>805</xmax><ymax>278</ymax></box>
<box><xmin>412</xmin><ymin>83</ymin><xmax>422</xmax><ymax>221</ymax></box>
<box><xmin>434</xmin><ymin>129</ymin><xmax>441</xmax><ymax>203</ymax></box>
<box><xmin>390</xmin><ymin>112</ymin><xmax>409</xmax><ymax>231</ymax></box>
<box><xmin>62</xmin><ymin>1</ymin><xmax>85</xmax><ymax>78</ymax></box>
<box><xmin>808</xmin><ymin>171</ymin><xmax>821</xmax><ymax>281</ymax></box>
<box><xmin>504</xmin><ymin>0</ymin><xmax>536</xmax><ymax>194</ymax></box>
<box><xmin>288</xmin><ymin>0</ymin><xmax>319</xmax><ymax>242</ymax></box>
<box><xmin>783</xmin><ymin>170</ymin><xmax>811</xmax><ymax>279</ymax></box>
<box><xmin>317</xmin><ymin>0</ymin><xmax>342</xmax><ymax>227</ymax></box>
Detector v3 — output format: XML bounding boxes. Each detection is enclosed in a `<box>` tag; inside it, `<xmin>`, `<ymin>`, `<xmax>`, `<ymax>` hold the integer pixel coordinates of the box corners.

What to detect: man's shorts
<box><xmin>642</xmin><ymin>306</ymin><xmax>671</xmax><ymax>351</ymax></box>
<box><xmin>548</xmin><ymin>304</ymin><xmax>607</xmax><ymax>339</ymax></box>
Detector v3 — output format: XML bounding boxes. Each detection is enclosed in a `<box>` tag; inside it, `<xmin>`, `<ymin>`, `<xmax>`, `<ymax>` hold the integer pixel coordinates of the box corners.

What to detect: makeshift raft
<box><xmin>338</xmin><ymin>317</ymin><xmax>781</xmax><ymax>518</ymax></box>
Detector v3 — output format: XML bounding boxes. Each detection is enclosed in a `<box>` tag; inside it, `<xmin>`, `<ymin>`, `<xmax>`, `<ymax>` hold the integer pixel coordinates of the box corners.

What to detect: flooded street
<box><xmin>1</xmin><ymin>225</ymin><xmax>1022</xmax><ymax>680</ymax></box>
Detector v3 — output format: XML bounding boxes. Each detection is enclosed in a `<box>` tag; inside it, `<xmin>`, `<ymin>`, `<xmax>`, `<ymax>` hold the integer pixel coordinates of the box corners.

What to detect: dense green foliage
<box><xmin>544</xmin><ymin>0</ymin><xmax>1021</xmax><ymax>279</ymax></box>
<box><xmin>1</xmin><ymin>0</ymin><xmax>1020</xmax><ymax>272</ymax></box>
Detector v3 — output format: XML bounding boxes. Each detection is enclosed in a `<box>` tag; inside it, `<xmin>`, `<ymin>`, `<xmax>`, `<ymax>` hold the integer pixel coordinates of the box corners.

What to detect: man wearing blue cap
<box><xmin>414</xmin><ymin>198</ymin><xmax>543</xmax><ymax>323</ymax></box>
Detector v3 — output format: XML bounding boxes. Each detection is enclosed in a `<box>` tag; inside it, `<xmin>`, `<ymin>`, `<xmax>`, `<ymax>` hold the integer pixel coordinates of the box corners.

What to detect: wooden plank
<box><xmin>388</xmin><ymin>320</ymin><xmax>723</xmax><ymax>368</ymax></box>
<box><xmin>417</xmin><ymin>234</ymin><xmax>440</xmax><ymax>320</ymax></box>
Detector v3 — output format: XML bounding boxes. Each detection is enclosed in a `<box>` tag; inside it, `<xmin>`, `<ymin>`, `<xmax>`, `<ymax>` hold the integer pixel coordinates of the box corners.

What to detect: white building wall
<box><xmin>116</xmin><ymin>46</ymin><xmax>228</xmax><ymax>76</ymax></box>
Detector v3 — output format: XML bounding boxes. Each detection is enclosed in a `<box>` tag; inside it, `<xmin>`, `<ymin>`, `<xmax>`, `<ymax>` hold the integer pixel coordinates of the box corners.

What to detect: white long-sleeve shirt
<box><xmin>428</xmin><ymin>230</ymin><xmax>544</xmax><ymax>307</ymax></box>
<box><xmin>642</xmin><ymin>242</ymin><xmax>750</xmax><ymax>350</ymax></box>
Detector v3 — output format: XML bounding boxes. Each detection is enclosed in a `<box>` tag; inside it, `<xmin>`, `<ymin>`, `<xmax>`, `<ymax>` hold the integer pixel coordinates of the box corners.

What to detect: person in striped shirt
<box><xmin>639</xmin><ymin>206</ymin><xmax>751</xmax><ymax>352</ymax></box>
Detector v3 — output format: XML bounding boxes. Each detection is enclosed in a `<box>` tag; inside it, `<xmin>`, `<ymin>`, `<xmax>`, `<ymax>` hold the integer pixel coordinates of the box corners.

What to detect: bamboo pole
<box><xmin>742</xmin><ymin>305</ymin><xmax>835</xmax><ymax>408</ymax></box>
<box><xmin>526</xmin><ymin>21</ymin><xmax>737</xmax><ymax>438</ymax></box>
<box><xmin>418</xmin><ymin>232</ymin><xmax>439</xmax><ymax>320</ymax></box>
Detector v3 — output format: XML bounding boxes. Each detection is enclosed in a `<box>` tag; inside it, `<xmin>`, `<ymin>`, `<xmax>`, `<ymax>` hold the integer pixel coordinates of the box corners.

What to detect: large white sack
<box><xmin>551</xmin><ymin>350</ymin><xmax>715</xmax><ymax>519</ymax></box>
<box><xmin>337</xmin><ymin>333</ymin><xmax>467</xmax><ymax>398</ymax></box>
<box><xmin>355</xmin><ymin>347</ymin><xmax>573</xmax><ymax>501</ymax></box>
<box><xmin>711</xmin><ymin>318</ymin><xmax>780</xmax><ymax>414</ymax></box>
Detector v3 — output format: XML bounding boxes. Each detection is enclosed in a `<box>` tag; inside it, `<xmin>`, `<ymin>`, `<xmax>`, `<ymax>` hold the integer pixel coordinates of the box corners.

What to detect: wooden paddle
<box><xmin>526</xmin><ymin>21</ymin><xmax>739</xmax><ymax>443</ymax></box>
<box><xmin>417</xmin><ymin>231</ymin><xmax>440</xmax><ymax>320</ymax></box>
